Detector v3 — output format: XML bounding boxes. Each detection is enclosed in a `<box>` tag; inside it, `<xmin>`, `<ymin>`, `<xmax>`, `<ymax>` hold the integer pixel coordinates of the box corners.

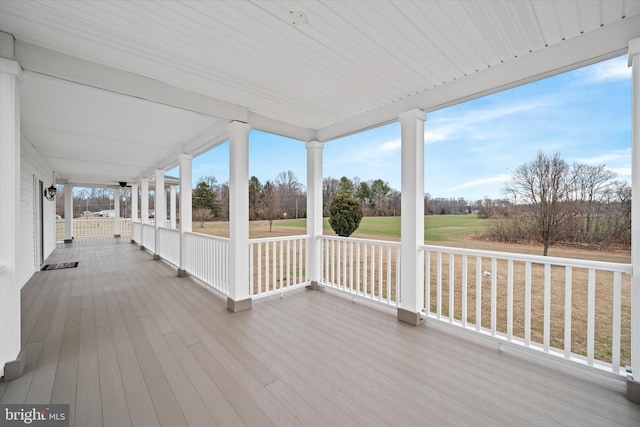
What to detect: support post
<box><xmin>64</xmin><ymin>183</ymin><xmax>73</xmax><ymax>243</ymax></box>
<box><xmin>227</xmin><ymin>121</ymin><xmax>251</xmax><ymax>312</ymax></box>
<box><xmin>178</xmin><ymin>154</ymin><xmax>192</xmax><ymax>277</ymax></box>
<box><xmin>628</xmin><ymin>37</ymin><xmax>640</xmax><ymax>403</ymax></box>
<box><xmin>153</xmin><ymin>169</ymin><xmax>165</xmax><ymax>260</ymax></box>
<box><xmin>114</xmin><ymin>187</ymin><xmax>121</xmax><ymax>237</ymax></box>
<box><xmin>398</xmin><ymin>109</ymin><xmax>426</xmax><ymax>326</ymax></box>
<box><xmin>141</xmin><ymin>178</ymin><xmax>149</xmax><ymax>224</ymax></box>
<box><xmin>170</xmin><ymin>185</ymin><xmax>177</xmax><ymax>229</ymax></box>
<box><xmin>140</xmin><ymin>178</ymin><xmax>149</xmax><ymax>250</ymax></box>
<box><xmin>130</xmin><ymin>183</ymin><xmax>138</xmax><ymax>243</ymax></box>
<box><xmin>306</xmin><ymin>140</ymin><xmax>324</xmax><ymax>289</ymax></box>
<box><xmin>0</xmin><ymin>34</ymin><xmax>24</xmax><ymax>379</ymax></box>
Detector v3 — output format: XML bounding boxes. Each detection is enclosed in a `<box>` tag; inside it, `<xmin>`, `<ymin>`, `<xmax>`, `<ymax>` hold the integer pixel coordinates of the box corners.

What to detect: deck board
<box><xmin>2</xmin><ymin>238</ymin><xmax>639</xmax><ymax>426</ymax></box>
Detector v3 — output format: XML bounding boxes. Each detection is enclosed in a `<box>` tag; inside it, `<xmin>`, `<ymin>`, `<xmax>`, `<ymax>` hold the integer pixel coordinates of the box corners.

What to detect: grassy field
<box><xmin>284</xmin><ymin>215</ymin><xmax>489</xmax><ymax>241</ymax></box>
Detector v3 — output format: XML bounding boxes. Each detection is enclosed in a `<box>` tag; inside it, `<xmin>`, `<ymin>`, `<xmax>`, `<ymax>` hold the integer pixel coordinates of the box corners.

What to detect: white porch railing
<box><xmin>249</xmin><ymin>235</ymin><xmax>308</xmax><ymax>299</ymax></box>
<box><xmin>56</xmin><ymin>218</ymin><xmax>132</xmax><ymax>241</ymax></box>
<box><xmin>183</xmin><ymin>232</ymin><xmax>229</xmax><ymax>295</ymax></box>
<box><xmin>420</xmin><ymin>244</ymin><xmax>632</xmax><ymax>376</ymax></box>
<box><xmin>132</xmin><ymin>220</ymin><xmax>141</xmax><ymax>243</ymax></box>
<box><xmin>157</xmin><ymin>227</ymin><xmax>180</xmax><ymax>266</ymax></box>
<box><xmin>142</xmin><ymin>223</ymin><xmax>156</xmax><ymax>252</ymax></box>
<box><xmin>320</xmin><ymin>236</ymin><xmax>401</xmax><ymax>307</ymax></box>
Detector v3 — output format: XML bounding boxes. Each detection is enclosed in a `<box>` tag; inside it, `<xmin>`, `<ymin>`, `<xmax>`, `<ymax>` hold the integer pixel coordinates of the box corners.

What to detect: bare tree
<box><xmin>571</xmin><ymin>163</ymin><xmax>616</xmax><ymax>238</ymax></box>
<box><xmin>262</xmin><ymin>181</ymin><xmax>281</xmax><ymax>232</ymax></box>
<box><xmin>504</xmin><ymin>151</ymin><xmax>574</xmax><ymax>255</ymax></box>
<box><xmin>193</xmin><ymin>208</ymin><xmax>212</xmax><ymax>228</ymax></box>
<box><xmin>323</xmin><ymin>177</ymin><xmax>339</xmax><ymax>216</ymax></box>
<box><xmin>274</xmin><ymin>170</ymin><xmax>303</xmax><ymax>218</ymax></box>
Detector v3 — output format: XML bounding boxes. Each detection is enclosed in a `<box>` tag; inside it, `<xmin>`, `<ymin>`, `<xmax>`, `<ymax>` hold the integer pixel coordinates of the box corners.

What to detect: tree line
<box><xmin>488</xmin><ymin>151</ymin><xmax>631</xmax><ymax>254</ymax></box>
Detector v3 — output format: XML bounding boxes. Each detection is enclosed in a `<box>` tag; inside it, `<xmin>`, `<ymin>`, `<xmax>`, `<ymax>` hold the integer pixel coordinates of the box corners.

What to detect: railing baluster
<box><xmin>436</xmin><ymin>252</ymin><xmax>442</xmax><ymax>320</ymax></box>
<box><xmin>462</xmin><ymin>254</ymin><xmax>467</xmax><ymax>327</ymax></box>
<box><xmin>525</xmin><ymin>261</ymin><xmax>531</xmax><ymax>346</ymax></box>
<box><xmin>449</xmin><ymin>253</ymin><xmax>454</xmax><ymax>323</ymax></box>
<box><xmin>612</xmin><ymin>271</ymin><xmax>622</xmax><ymax>374</ymax></box>
<box><xmin>544</xmin><ymin>263</ymin><xmax>551</xmax><ymax>353</ymax></box>
<box><xmin>272</xmin><ymin>241</ymin><xmax>277</xmax><ymax>292</ymax></box>
<box><xmin>425</xmin><ymin>250</ymin><xmax>430</xmax><ymax>314</ymax></box>
<box><xmin>476</xmin><ymin>256</ymin><xmax>482</xmax><ymax>331</ymax></box>
<box><xmin>564</xmin><ymin>267</ymin><xmax>572</xmax><ymax>359</ymax></box>
<box><xmin>378</xmin><ymin>246</ymin><xmax>383</xmax><ymax>302</ymax></box>
<box><xmin>587</xmin><ymin>268</ymin><xmax>596</xmax><ymax>366</ymax></box>
<box><xmin>386</xmin><ymin>246</ymin><xmax>391</xmax><ymax>304</ymax></box>
<box><xmin>491</xmin><ymin>258</ymin><xmax>497</xmax><ymax>336</ymax></box>
<box><xmin>507</xmin><ymin>259</ymin><xmax>513</xmax><ymax>341</ymax></box>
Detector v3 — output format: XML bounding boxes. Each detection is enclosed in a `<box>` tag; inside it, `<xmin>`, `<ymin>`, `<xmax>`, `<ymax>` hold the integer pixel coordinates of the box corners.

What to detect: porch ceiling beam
<box><xmin>248</xmin><ymin>112</ymin><xmax>316</xmax><ymax>143</ymax></box>
<box><xmin>14</xmin><ymin>40</ymin><xmax>248</xmax><ymax>123</ymax></box>
<box><xmin>316</xmin><ymin>14</ymin><xmax>640</xmax><ymax>142</ymax></box>
<box><xmin>137</xmin><ymin>120</ymin><xmax>229</xmax><ymax>181</ymax></box>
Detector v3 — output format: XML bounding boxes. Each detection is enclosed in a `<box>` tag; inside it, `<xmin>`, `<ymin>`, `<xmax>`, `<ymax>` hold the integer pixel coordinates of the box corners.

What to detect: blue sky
<box><xmin>185</xmin><ymin>55</ymin><xmax>631</xmax><ymax>201</ymax></box>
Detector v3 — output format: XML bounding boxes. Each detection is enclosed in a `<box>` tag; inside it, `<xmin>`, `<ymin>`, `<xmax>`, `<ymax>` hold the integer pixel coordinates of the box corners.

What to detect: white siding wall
<box><xmin>17</xmin><ymin>136</ymin><xmax>55</xmax><ymax>288</ymax></box>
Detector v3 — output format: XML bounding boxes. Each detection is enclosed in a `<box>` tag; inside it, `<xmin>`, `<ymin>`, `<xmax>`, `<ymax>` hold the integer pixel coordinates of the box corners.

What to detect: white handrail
<box><xmin>250</xmin><ymin>235</ymin><xmax>308</xmax><ymax>298</ymax></box>
<box><xmin>320</xmin><ymin>236</ymin><xmax>400</xmax><ymax>307</ymax></box>
<box><xmin>420</xmin><ymin>244</ymin><xmax>632</xmax><ymax>377</ymax></box>
<box><xmin>183</xmin><ymin>232</ymin><xmax>229</xmax><ymax>295</ymax></box>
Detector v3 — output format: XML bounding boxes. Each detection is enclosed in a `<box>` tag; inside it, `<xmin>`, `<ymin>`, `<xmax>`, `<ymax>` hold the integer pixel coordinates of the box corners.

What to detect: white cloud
<box><xmin>378</xmin><ymin>138</ymin><xmax>401</xmax><ymax>152</ymax></box>
<box><xmin>449</xmin><ymin>174</ymin><xmax>511</xmax><ymax>191</ymax></box>
<box><xmin>579</xmin><ymin>57</ymin><xmax>631</xmax><ymax>84</ymax></box>
<box><xmin>571</xmin><ymin>149</ymin><xmax>631</xmax><ymax>165</ymax></box>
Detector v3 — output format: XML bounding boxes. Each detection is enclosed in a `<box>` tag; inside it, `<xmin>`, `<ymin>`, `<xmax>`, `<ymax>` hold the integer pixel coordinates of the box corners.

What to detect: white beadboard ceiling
<box><xmin>1</xmin><ymin>0</ymin><xmax>639</xmax><ymax>186</ymax></box>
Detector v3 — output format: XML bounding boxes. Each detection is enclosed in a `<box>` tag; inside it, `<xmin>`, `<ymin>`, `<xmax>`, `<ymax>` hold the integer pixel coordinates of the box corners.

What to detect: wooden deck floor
<box><xmin>1</xmin><ymin>238</ymin><xmax>639</xmax><ymax>426</ymax></box>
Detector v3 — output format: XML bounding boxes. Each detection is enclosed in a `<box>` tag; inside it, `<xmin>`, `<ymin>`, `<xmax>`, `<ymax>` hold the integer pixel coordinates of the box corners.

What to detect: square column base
<box><xmin>397</xmin><ymin>308</ymin><xmax>424</xmax><ymax>326</ymax></box>
<box><xmin>628</xmin><ymin>377</ymin><xmax>640</xmax><ymax>403</ymax></box>
<box><xmin>227</xmin><ymin>297</ymin><xmax>252</xmax><ymax>313</ymax></box>
<box><xmin>177</xmin><ymin>269</ymin><xmax>188</xmax><ymax>277</ymax></box>
<box><xmin>306</xmin><ymin>280</ymin><xmax>323</xmax><ymax>290</ymax></box>
<box><xmin>153</xmin><ymin>254</ymin><xmax>160</xmax><ymax>260</ymax></box>
<box><xmin>2</xmin><ymin>349</ymin><xmax>26</xmax><ymax>381</ymax></box>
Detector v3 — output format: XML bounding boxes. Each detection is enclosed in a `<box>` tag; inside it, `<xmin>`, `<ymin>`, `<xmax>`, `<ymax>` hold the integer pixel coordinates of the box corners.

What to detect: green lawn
<box><xmin>285</xmin><ymin>215</ymin><xmax>489</xmax><ymax>242</ymax></box>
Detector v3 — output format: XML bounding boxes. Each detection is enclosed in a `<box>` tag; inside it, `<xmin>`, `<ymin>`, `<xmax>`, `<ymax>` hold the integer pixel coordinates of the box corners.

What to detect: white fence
<box><xmin>249</xmin><ymin>235</ymin><xmax>308</xmax><ymax>298</ymax></box>
<box><xmin>320</xmin><ymin>236</ymin><xmax>401</xmax><ymax>307</ymax></box>
<box><xmin>142</xmin><ymin>223</ymin><xmax>156</xmax><ymax>252</ymax></box>
<box><xmin>420</xmin><ymin>244</ymin><xmax>632</xmax><ymax>376</ymax></box>
<box><xmin>56</xmin><ymin>218</ymin><xmax>132</xmax><ymax>240</ymax></box>
<box><xmin>158</xmin><ymin>227</ymin><xmax>180</xmax><ymax>266</ymax></box>
<box><xmin>132</xmin><ymin>220</ymin><xmax>141</xmax><ymax>243</ymax></box>
<box><xmin>183</xmin><ymin>232</ymin><xmax>229</xmax><ymax>295</ymax></box>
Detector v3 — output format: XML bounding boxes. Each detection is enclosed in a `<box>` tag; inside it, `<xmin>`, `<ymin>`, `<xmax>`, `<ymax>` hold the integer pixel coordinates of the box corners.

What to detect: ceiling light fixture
<box><xmin>288</xmin><ymin>11</ymin><xmax>307</xmax><ymax>25</ymax></box>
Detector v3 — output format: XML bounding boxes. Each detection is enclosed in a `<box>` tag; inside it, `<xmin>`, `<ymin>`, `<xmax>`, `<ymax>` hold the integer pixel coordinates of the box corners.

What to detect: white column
<box><xmin>398</xmin><ymin>109</ymin><xmax>426</xmax><ymax>325</ymax></box>
<box><xmin>114</xmin><ymin>188</ymin><xmax>121</xmax><ymax>237</ymax></box>
<box><xmin>154</xmin><ymin>170</ymin><xmax>166</xmax><ymax>227</ymax></box>
<box><xmin>140</xmin><ymin>178</ymin><xmax>149</xmax><ymax>250</ymax></box>
<box><xmin>153</xmin><ymin>170</ymin><xmax>165</xmax><ymax>260</ymax></box>
<box><xmin>178</xmin><ymin>154</ymin><xmax>192</xmax><ymax>277</ymax></box>
<box><xmin>141</xmin><ymin>178</ymin><xmax>149</xmax><ymax>223</ymax></box>
<box><xmin>0</xmin><ymin>51</ymin><xmax>23</xmax><ymax>379</ymax></box>
<box><xmin>628</xmin><ymin>37</ymin><xmax>640</xmax><ymax>402</ymax></box>
<box><xmin>64</xmin><ymin>183</ymin><xmax>73</xmax><ymax>243</ymax></box>
<box><xmin>130</xmin><ymin>183</ymin><xmax>138</xmax><ymax>244</ymax></box>
<box><xmin>227</xmin><ymin>121</ymin><xmax>251</xmax><ymax>312</ymax></box>
<box><xmin>131</xmin><ymin>184</ymin><xmax>139</xmax><ymax>221</ymax></box>
<box><xmin>306</xmin><ymin>140</ymin><xmax>324</xmax><ymax>288</ymax></box>
<box><xmin>170</xmin><ymin>185</ymin><xmax>177</xmax><ymax>229</ymax></box>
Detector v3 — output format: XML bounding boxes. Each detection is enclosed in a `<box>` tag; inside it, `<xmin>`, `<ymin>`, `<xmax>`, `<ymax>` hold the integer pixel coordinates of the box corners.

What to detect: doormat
<box><xmin>41</xmin><ymin>262</ymin><xmax>79</xmax><ymax>271</ymax></box>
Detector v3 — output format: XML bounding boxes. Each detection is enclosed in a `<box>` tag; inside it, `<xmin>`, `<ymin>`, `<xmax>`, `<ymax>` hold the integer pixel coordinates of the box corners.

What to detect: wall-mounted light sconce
<box><xmin>44</xmin><ymin>184</ymin><xmax>57</xmax><ymax>201</ymax></box>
